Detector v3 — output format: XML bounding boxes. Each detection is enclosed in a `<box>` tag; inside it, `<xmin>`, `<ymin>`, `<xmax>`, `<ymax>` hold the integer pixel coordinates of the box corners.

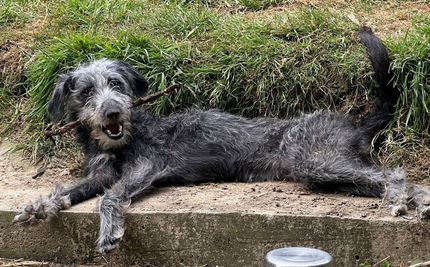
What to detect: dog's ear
<box><xmin>47</xmin><ymin>74</ymin><xmax>73</xmax><ymax>123</ymax></box>
<box><xmin>114</xmin><ymin>61</ymin><xmax>149</xmax><ymax>97</ymax></box>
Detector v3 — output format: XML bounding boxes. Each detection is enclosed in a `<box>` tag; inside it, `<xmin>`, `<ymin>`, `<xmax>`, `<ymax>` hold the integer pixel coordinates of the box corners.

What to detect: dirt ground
<box><xmin>0</xmin><ymin>258</ymin><xmax>105</xmax><ymax>267</ymax></box>
<box><xmin>0</xmin><ymin>138</ymin><xmax>417</xmax><ymax>222</ymax></box>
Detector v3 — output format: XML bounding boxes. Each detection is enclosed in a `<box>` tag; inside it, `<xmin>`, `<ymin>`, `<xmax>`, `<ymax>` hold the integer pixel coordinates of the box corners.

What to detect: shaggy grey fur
<box><xmin>13</xmin><ymin>28</ymin><xmax>430</xmax><ymax>254</ymax></box>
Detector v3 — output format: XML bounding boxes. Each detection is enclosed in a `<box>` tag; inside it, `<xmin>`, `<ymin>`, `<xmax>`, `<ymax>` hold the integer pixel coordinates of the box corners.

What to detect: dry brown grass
<box><xmin>222</xmin><ymin>0</ymin><xmax>430</xmax><ymax>37</ymax></box>
<box><xmin>0</xmin><ymin>40</ymin><xmax>30</xmax><ymax>84</ymax></box>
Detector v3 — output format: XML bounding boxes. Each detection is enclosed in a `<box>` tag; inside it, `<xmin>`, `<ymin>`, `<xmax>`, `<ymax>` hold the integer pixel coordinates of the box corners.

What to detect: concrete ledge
<box><xmin>1</xmin><ymin>206</ymin><xmax>430</xmax><ymax>266</ymax></box>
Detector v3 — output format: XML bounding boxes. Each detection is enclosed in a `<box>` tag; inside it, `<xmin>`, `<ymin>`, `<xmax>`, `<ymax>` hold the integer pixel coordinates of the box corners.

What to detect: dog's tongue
<box><xmin>106</xmin><ymin>123</ymin><xmax>120</xmax><ymax>134</ymax></box>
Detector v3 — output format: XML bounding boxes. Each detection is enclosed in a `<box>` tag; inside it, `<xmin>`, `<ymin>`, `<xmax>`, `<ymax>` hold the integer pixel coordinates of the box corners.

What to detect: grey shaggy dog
<box><xmin>14</xmin><ymin>28</ymin><xmax>430</xmax><ymax>254</ymax></box>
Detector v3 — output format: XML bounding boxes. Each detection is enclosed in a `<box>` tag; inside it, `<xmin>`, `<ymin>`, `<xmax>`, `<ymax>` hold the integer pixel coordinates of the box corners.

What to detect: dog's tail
<box><xmin>358</xmin><ymin>26</ymin><xmax>400</xmax><ymax>138</ymax></box>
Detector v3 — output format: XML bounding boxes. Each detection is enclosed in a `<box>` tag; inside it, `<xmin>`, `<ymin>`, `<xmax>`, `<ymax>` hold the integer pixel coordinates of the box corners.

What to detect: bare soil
<box><xmin>0</xmin><ymin>139</ymin><xmax>415</xmax><ymax>222</ymax></box>
<box><xmin>0</xmin><ymin>258</ymin><xmax>105</xmax><ymax>267</ymax></box>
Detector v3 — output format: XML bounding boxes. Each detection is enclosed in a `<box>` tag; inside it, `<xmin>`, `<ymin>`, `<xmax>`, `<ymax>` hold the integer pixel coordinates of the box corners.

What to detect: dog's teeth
<box><xmin>106</xmin><ymin>129</ymin><xmax>112</xmax><ymax>135</ymax></box>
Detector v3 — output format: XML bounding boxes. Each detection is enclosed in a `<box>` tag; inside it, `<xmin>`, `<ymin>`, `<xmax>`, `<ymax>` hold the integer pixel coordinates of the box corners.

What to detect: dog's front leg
<box><xmin>96</xmin><ymin>158</ymin><xmax>163</xmax><ymax>254</ymax></box>
<box><xmin>13</xmin><ymin>154</ymin><xmax>118</xmax><ymax>224</ymax></box>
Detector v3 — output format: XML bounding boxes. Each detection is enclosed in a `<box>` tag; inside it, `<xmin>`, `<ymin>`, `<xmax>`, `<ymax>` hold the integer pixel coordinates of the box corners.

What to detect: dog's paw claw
<box><xmin>13</xmin><ymin>212</ymin><xmax>31</xmax><ymax>224</ymax></box>
<box><xmin>97</xmin><ymin>237</ymin><xmax>120</xmax><ymax>254</ymax></box>
<box><xmin>391</xmin><ymin>204</ymin><xmax>408</xmax><ymax>217</ymax></box>
<box><xmin>13</xmin><ymin>204</ymin><xmax>35</xmax><ymax>224</ymax></box>
<box><xmin>418</xmin><ymin>206</ymin><xmax>430</xmax><ymax>220</ymax></box>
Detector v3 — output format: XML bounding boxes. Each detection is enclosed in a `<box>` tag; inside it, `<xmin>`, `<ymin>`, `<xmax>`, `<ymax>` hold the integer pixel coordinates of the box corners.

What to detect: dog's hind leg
<box><xmin>407</xmin><ymin>185</ymin><xmax>430</xmax><ymax>219</ymax></box>
<box><xmin>13</xmin><ymin>153</ymin><xmax>118</xmax><ymax>224</ymax></box>
<box><xmin>96</xmin><ymin>158</ymin><xmax>165</xmax><ymax>254</ymax></box>
<box><xmin>291</xmin><ymin>159</ymin><xmax>409</xmax><ymax>217</ymax></box>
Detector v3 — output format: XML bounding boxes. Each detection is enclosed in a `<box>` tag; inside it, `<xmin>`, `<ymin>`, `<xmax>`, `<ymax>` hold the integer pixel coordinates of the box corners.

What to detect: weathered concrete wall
<box><xmin>1</xmin><ymin>210</ymin><xmax>429</xmax><ymax>266</ymax></box>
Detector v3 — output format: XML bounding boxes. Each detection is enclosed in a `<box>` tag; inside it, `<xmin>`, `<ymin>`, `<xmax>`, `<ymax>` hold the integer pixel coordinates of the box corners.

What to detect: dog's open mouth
<box><xmin>102</xmin><ymin>123</ymin><xmax>123</xmax><ymax>140</ymax></box>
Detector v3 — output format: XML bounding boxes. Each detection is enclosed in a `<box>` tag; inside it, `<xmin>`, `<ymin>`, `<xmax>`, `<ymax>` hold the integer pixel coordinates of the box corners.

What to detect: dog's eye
<box><xmin>109</xmin><ymin>79</ymin><xmax>122</xmax><ymax>88</ymax></box>
<box><xmin>81</xmin><ymin>86</ymin><xmax>94</xmax><ymax>97</ymax></box>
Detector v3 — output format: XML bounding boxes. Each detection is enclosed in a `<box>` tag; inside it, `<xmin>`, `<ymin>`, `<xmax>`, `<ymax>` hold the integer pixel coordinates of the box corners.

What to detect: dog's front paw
<box><xmin>390</xmin><ymin>204</ymin><xmax>408</xmax><ymax>217</ymax></box>
<box><xmin>13</xmin><ymin>188</ymin><xmax>71</xmax><ymax>225</ymax></box>
<box><xmin>97</xmin><ymin>223</ymin><xmax>125</xmax><ymax>254</ymax></box>
<box><xmin>97</xmin><ymin>236</ymin><xmax>121</xmax><ymax>254</ymax></box>
<box><xmin>13</xmin><ymin>202</ymin><xmax>49</xmax><ymax>224</ymax></box>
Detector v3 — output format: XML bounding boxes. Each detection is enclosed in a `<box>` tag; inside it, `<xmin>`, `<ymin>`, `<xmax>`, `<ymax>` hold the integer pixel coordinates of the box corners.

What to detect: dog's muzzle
<box><xmin>101</xmin><ymin>102</ymin><xmax>125</xmax><ymax>140</ymax></box>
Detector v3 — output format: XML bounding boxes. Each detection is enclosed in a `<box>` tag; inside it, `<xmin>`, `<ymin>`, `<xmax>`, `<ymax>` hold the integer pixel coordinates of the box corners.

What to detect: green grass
<box><xmin>27</xmin><ymin>7</ymin><xmax>372</xmax><ymax>123</ymax></box>
<box><xmin>163</xmin><ymin>0</ymin><xmax>286</xmax><ymax>11</ymax></box>
<box><xmin>388</xmin><ymin>17</ymin><xmax>430</xmax><ymax>136</ymax></box>
<box><xmin>0</xmin><ymin>0</ymin><xmax>43</xmax><ymax>27</ymax></box>
<box><xmin>0</xmin><ymin>1</ymin><xmax>29</xmax><ymax>26</ymax></box>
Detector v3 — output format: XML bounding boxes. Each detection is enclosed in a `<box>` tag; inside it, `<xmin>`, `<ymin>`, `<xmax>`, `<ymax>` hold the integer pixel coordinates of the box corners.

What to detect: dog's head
<box><xmin>48</xmin><ymin>58</ymin><xmax>149</xmax><ymax>150</ymax></box>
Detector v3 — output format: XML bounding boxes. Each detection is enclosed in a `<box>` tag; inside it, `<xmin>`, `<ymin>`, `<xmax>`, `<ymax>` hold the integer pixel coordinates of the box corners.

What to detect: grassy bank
<box><xmin>0</xmin><ymin>0</ymin><xmax>429</xmax><ymax>178</ymax></box>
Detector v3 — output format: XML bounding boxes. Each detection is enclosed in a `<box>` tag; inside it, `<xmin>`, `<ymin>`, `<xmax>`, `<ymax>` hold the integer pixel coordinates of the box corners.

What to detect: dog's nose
<box><xmin>105</xmin><ymin>110</ymin><xmax>120</xmax><ymax>119</ymax></box>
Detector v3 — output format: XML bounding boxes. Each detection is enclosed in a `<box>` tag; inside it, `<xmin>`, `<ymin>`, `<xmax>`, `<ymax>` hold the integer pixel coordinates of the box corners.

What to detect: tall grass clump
<box><xmin>22</xmin><ymin>5</ymin><xmax>379</xmax><ymax>160</ymax></box>
<box><xmin>27</xmin><ymin>8</ymin><xmax>375</xmax><ymax>124</ymax></box>
<box><xmin>195</xmin><ymin>9</ymin><xmax>373</xmax><ymax>117</ymax></box>
<box><xmin>388</xmin><ymin>18</ymin><xmax>430</xmax><ymax>137</ymax></box>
